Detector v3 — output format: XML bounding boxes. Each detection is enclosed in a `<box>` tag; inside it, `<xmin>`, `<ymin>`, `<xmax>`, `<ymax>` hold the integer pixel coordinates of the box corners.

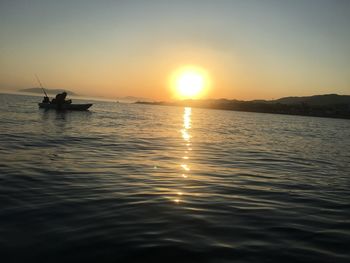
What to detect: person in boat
<box><xmin>42</xmin><ymin>96</ymin><xmax>50</xmax><ymax>103</ymax></box>
<box><xmin>51</xmin><ymin>92</ymin><xmax>72</xmax><ymax>109</ymax></box>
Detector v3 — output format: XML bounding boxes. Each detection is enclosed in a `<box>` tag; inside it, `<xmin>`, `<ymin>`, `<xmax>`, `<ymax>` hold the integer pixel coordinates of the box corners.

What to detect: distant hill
<box><xmin>137</xmin><ymin>94</ymin><xmax>350</xmax><ymax>119</ymax></box>
<box><xmin>19</xmin><ymin>88</ymin><xmax>77</xmax><ymax>96</ymax></box>
<box><xmin>116</xmin><ymin>96</ymin><xmax>153</xmax><ymax>102</ymax></box>
<box><xmin>269</xmin><ymin>94</ymin><xmax>350</xmax><ymax>106</ymax></box>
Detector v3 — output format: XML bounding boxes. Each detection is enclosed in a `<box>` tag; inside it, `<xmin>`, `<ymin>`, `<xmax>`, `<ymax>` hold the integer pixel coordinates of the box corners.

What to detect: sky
<box><xmin>0</xmin><ymin>0</ymin><xmax>349</xmax><ymax>100</ymax></box>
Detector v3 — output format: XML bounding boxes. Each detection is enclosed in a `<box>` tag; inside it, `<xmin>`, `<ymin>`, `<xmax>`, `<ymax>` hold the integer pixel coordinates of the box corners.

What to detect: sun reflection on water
<box><xmin>174</xmin><ymin>107</ymin><xmax>192</xmax><ymax>204</ymax></box>
<box><xmin>183</xmin><ymin>107</ymin><xmax>191</xmax><ymax>129</ymax></box>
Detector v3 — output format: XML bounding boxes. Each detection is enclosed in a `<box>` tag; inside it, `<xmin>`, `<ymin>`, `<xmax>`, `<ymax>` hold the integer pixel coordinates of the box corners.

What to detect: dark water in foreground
<box><xmin>0</xmin><ymin>93</ymin><xmax>349</xmax><ymax>263</ymax></box>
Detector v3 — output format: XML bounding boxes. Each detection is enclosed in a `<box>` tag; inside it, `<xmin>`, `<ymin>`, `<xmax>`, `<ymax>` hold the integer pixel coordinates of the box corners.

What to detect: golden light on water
<box><xmin>170</xmin><ymin>66</ymin><xmax>210</xmax><ymax>99</ymax></box>
<box><xmin>181</xmin><ymin>130</ymin><xmax>190</xmax><ymax>141</ymax></box>
<box><xmin>174</xmin><ymin>107</ymin><xmax>192</xmax><ymax>204</ymax></box>
<box><xmin>181</xmin><ymin>164</ymin><xmax>190</xmax><ymax>171</ymax></box>
<box><xmin>183</xmin><ymin>107</ymin><xmax>191</xmax><ymax>129</ymax></box>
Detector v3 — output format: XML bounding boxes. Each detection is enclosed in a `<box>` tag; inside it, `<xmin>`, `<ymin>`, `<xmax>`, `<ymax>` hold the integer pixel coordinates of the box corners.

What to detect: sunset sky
<box><xmin>1</xmin><ymin>0</ymin><xmax>349</xmax><ymax>100</ymax></box>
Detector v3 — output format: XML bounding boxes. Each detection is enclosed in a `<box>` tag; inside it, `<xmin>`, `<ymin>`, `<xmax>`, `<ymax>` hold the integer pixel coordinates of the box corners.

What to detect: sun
<box><xmin>177</xmin><ymin>72</ymin><xmax>204</xmax><ymax>98</ymax></box>
<box><xmin>171</xmin><ymin>66</ymin><xmax>209</xmax><ymax>99</ymax></box>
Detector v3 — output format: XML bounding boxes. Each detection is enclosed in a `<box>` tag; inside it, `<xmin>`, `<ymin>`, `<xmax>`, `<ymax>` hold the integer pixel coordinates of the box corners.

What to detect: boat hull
<box><xmin>38</xmin><ymin>103</ymin><xmax>92</xmax><ymax>111</ymax></box>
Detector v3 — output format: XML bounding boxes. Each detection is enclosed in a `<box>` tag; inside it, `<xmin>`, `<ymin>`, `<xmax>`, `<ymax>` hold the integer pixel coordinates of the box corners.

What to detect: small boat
<box><xmin>38</xmin><ymin>102</ymin><xmax>92</xmax><ymax>111</ymax></box>
<box><xmin>34</xmin><ymin>76</ymin><xmax>92</xmax><ymax>111</ymax></box>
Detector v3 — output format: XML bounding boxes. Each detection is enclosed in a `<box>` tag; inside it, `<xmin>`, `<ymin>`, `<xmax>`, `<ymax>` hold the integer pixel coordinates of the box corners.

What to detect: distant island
<box><xmin>137</xmin><ymin>94</ymin><xmax>350</xmax><ymax>119</ymax></box>
<box><xmin>19</xmin><ymin>88</ymin><xmax>77</xmax><ymax>96</ymax></box>
<box><xmin>116</xmin><ymin>96</ymin><xmax>153</xmax><ymax>103</ymax></box>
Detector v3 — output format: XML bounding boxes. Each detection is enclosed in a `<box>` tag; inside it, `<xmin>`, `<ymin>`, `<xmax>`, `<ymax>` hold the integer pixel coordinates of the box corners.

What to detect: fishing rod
<box><xmin>35</xmin><ymin>74</ymin><xmax>49</xmax><ymax>98</ymax></box>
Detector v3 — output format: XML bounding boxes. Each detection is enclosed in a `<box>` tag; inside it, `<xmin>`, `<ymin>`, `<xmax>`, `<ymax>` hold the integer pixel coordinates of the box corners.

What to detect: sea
<box><xmin>0</xmin><ymin>93</ymin><xmax>349</xmax><ymax>263</ymax></box>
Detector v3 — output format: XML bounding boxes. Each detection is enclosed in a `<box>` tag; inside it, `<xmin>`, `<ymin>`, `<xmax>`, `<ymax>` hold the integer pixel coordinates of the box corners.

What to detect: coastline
<box><xmin>136</xmin><ymin>100</ymin><xmax>350</xmax><ymax>120</ymax></box>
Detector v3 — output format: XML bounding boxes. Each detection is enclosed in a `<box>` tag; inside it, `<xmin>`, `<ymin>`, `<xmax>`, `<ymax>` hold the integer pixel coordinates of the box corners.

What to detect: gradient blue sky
<box><xmin>1</xmin><ymin>0</ymin><xmax>349</xmax><ymax>100</ymax></box>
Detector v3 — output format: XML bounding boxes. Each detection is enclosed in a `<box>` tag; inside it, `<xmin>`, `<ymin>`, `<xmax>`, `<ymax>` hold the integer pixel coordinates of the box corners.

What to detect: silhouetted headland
<box><xmin>137</xmin><ymin>94</ymin><xmax>350</xmax><ymax>119</ymax></box>
<box><xmin>19</xmin><ymin>88</ymin><xmax>77</xmax><ymax>96</ymax></box>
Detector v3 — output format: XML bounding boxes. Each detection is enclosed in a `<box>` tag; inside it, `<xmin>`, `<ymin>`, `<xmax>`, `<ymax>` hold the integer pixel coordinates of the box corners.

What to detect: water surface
<box><xmin>0</xmin><ymin>93</ymin><xmax>349</xmax><ymax>262</ymax></box>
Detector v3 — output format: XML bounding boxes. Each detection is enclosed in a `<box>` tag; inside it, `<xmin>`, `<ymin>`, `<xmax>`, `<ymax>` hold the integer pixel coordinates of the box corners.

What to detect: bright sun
<box><xmin>172</xmin><ymin>66</ymin><xmax>209</xmax><ymax>99</ymax></box>
<box><xmin>177</xmin><ymin>72</ymin><xmax>204</xmax><ymax>98</ymax></box>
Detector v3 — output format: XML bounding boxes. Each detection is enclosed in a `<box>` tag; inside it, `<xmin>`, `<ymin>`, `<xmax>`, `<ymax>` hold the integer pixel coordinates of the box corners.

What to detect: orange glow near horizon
<box><xmin>170</xmin><ymin>66</ymin><xmax>210</xmax><ymax>100</ymax></box>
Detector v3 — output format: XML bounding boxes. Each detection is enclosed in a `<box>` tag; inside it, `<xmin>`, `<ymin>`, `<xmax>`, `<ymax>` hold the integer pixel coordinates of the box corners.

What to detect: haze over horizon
<box><xmin>1</xmin><ymin>0</ymin><xmax>349</xmax><ymax>100</ymax></box>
